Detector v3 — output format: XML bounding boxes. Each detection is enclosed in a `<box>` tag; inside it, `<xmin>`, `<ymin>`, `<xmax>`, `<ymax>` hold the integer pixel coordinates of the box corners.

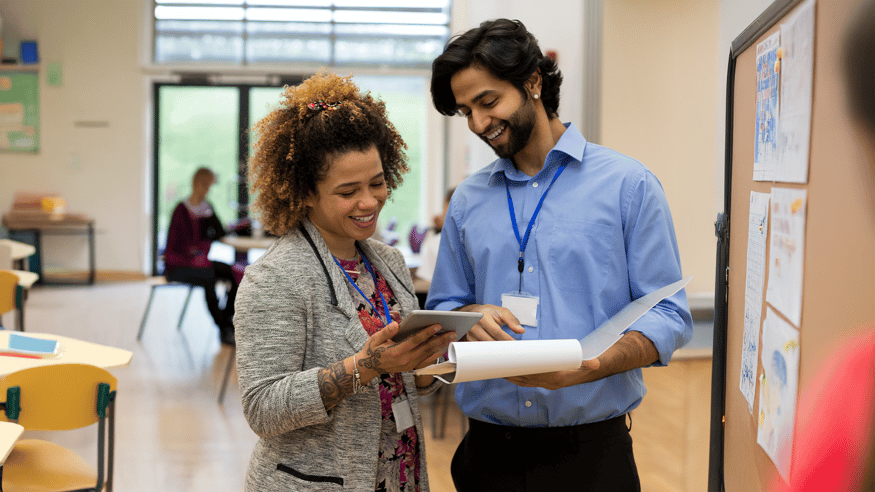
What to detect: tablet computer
<box><xmin>395</xmin><ymin>310</ymin><xmax>483</xmax><ymax>342</ymax></box>
<box><xmin>2</xmin><ymin>333</ymin><xmax>61</xmax><ymax>357</ymax></box>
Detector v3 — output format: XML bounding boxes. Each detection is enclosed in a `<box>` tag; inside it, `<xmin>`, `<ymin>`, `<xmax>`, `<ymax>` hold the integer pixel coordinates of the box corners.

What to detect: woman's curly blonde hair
<box><xmin>249</xmin><ymin>71</ymin><xmax>409</xmax><ymax>236</ymax></box>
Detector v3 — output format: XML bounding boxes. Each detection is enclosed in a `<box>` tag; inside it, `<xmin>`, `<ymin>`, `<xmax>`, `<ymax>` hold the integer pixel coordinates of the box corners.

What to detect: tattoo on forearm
<box><xmin>318</xmin><ymin>360</ymin><xmax>353</xmax><ymax>410</ymax></box>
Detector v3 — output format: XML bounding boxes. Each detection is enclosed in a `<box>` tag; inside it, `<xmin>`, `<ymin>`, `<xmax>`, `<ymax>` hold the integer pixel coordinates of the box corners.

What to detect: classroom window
<box><xmin>151</xmin><ymin>76</ymin><xmax>431</xmax><ymax>274</ymax></box>
<box><xmin>152</xmin><ymin>83</ymin><xmax>292</xmax><ymax>273</ymax></box>
<box><xmin>152</xmin><ymin>0</ymin><xmax>451</xmax><ymax>68</ymax></box>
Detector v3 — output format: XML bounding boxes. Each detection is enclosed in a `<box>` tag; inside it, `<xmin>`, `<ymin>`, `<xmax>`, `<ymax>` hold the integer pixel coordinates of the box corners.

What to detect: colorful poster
<box><xmin>754</xmin><ymin>32</ymin><xmax>781</xmax><ymax>179</ymax></box>
<box><xmin>756</xmin><ymin>307</ymin><xmax>800</xmax><ymax>482</ymax></box>
<box><xmin>766</xmin><ymin>187</ymin><xmax>807</xmax><ymax>327</ymax></box>
<box><xmin>740</xmin><ymin>191</ymin><xmax>770</xmax><ymax>413</ymax></box>
<box><xmin>0</xmin><ymin>71</ymin><xmax>40</xmax><ymax>152</ymax></box>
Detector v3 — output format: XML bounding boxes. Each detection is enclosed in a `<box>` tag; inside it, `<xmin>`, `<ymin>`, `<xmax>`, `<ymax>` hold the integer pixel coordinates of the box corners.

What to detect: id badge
<box><xmin>392</xmin><ymin>398</ymin><xmax>414</xmax><ymax>432</ymax></box>
<box><xmin>501</xmin><ymin>292</ymin><xmax>539</xmax><ymax>327</ymax></box>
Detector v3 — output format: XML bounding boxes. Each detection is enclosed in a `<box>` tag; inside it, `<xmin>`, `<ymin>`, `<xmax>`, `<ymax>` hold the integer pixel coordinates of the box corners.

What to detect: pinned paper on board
<box><xmin>775</xmin><ymin>0</ymin><xmax>815</xmax><ymax>183</ymax></box>
<box><xmin>756</xmin><ymin>307</ymin><xmax>800</xmax><ymax>482</ymax></box>
<box><xmin>740</xmin><ymin>191</ymin><xmax>771</xmax><ymax>414</ymax></box>
<box><xmin>754</xmin><ymin>31</ymin><xmax>781</xmax><ymax>177</ymax></box>
<box><xmin>416</xmin><ymin>277</ymin><xmax>691</xmax><ymax>384</ymax></box>
<box><xmin>753</xmin><ymin>0</ymin><xmax>815</xmax><ymax>182</ymax></box>
<box><xmin>765</xmin><ymin>188</ymin><xmax>807</xmax><ymax>327</ymax></box>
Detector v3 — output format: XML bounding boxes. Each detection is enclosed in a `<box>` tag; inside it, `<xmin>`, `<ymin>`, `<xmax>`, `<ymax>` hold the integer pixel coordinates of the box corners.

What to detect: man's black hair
<box><xmin>431</xmin><ymin>19</ymin><xmax>563</xmax><ymax>119</ymax></box>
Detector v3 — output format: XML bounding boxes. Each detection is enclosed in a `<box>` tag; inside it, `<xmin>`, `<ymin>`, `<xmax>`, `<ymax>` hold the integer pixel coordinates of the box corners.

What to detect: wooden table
<box><xmin>220</xmin><ymin>235</ymin><xmax>275</xmax><ymax>253</ymax></box>
<box><xmin>0</xmin><ymin>332</ymin><xmax>132</xmax><ymax>377</ymax></box>
<box><xmin>2</xmin><ymin>213</ymin><xmax>96</xmax><ymax>285</ymax></box>
<box><xmin>0</xmin><ymin>421</ymin><xmax>23</xmax><ymax>465</ymax></box>
<box><xmin>0</xmin><ymin>240</ymin><xmax>35</xmax><ymax>271</ymax></box>
<box><xmin>220</xmin><ymin>235</ymin><xmax>275</xmax><ymax>265</ymax></box>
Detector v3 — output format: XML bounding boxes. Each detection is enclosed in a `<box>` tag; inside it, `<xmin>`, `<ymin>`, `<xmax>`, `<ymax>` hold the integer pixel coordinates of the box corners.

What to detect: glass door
<box><xmin>151</xmin><ymin>83</ymin><xmax>293</xmax><ymax>275</ymax></box>
<box><xmin>151</xmin><ymin>75</ymin><xmax>429</xmax><ymax>273</ymax></box>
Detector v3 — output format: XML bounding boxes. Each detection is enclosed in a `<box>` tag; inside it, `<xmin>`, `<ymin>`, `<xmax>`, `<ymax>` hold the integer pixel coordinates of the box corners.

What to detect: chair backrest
<box><xmin>0</xmin><ymin>270</ymin><xmax>19</xmax><ymax>315</ymax></box>
<box><xmin>0</xmin><ymin>242</ymin><xmax>11</xmax><ymax>270</ymax></box>
<box><xmin>0</xmin><ymin>363</ymin><xmax>118</xmax><ymax>431</ymax></box>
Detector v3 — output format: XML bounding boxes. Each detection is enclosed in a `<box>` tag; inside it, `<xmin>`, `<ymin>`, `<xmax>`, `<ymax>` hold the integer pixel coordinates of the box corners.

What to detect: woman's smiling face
<box><xmin>305</xmin><ymin>144</ymin><xmax>387</xmax><ymax>258</ymax></box>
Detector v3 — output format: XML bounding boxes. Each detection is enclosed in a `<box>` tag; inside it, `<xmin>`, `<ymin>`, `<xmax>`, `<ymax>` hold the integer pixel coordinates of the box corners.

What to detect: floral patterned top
<box><xmin>337</xmin><ymin>255</ymin><xmax>421</xmax><ymax>492</ymax></box>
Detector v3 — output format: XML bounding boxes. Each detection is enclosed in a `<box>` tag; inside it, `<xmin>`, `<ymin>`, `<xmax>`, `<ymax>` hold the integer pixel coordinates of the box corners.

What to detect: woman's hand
<box><xmin>356</xmin><ymin>321</ymin><xmax>455</xmax><ymax>383</ymax></box>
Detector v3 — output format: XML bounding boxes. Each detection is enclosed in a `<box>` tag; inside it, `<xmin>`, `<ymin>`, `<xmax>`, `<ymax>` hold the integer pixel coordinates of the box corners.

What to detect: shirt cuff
<box><xmin>624</xmin><ymin>311</ymin><xmax>691</xmax><ymax>367</ymax></box>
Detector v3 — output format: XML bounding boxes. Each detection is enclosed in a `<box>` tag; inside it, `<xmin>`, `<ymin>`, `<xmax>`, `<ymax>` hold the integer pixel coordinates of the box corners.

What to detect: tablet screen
<box><xmin>395</xmin><ymin>310</ymin><xmax>483</xmax><ymax>342</ymax></box>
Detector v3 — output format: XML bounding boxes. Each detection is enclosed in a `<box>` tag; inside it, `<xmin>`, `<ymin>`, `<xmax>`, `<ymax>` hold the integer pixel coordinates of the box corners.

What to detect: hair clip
<box><xmin>307</xmin><ymin>100</ymin><xmax>341</xmax><ymax>111</ymax></box>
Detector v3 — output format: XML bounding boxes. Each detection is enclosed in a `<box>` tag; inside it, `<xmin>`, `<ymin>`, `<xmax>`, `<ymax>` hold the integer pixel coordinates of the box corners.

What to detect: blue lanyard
<box><xmin>505</xmin><ymin>162</ymin><xmax>568</xmax><ymax>292</ymax></box>
<box><xmin>333</xmin><ymin>247</ymin><xmax>391</xmax><ymax>327</ymax></box>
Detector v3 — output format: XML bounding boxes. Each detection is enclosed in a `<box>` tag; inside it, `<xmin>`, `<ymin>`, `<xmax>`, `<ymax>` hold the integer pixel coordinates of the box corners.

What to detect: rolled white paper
<box><xmin>415</xmin><ymin>339</ymin><xmax>583</xmax><ymax>383</ymax></box>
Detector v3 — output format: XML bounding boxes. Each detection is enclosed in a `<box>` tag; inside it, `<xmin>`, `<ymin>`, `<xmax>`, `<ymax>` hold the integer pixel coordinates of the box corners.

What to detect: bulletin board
<box><xmin>708</xmin><ymin>0</ymin><xmax>875</xmax><ymax>490</ymax></box>
<box><xmin>0</xmin><ymin>70</ymin><xmax>40</xmax><ymax>152</ymax></box>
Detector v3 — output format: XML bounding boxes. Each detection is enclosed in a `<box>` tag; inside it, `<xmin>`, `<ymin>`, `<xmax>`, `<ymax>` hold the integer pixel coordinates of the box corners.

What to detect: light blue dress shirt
<box><xmin>425</xmin><ymin>123</ymin><xmax>693</xmax><ymax>427</ymax></box>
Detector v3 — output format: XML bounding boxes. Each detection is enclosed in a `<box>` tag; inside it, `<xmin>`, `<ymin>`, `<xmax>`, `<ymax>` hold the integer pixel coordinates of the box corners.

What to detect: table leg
<box><xmin>88</xmin><ymin>222</ymin><xmax>96</xmax><ymax>284</ymax></box>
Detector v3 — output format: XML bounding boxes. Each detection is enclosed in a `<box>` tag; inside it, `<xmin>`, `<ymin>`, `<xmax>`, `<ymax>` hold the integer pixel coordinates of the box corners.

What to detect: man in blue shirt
<box><xmin>427</xmin><ymin>18</ymin><xmax>693</xmax><ymax>491</ymax></box>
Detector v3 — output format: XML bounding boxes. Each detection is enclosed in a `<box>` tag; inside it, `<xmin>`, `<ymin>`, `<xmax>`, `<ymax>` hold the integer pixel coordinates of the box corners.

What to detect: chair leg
<box><xmin>218</xmin><ymin>347</ymin><xmax>236</xmax><ymax>404</ymax></box>
<box><xmin>15</xmin><ymin>286</ymin><xmax>25</xmax><ymax>331</ymax></box>
<box><xmin>430</xmin><ymin>386</ymin><xmax>440</xmax><ymax>438</ymax></box>
<box><xmin>97</xmin><ymin>414</ymin><xmax>106</xmax><ymax>492</ymax></box>
<box><xmin>177</xmin><ymin>285</ymin><xmax>194</xmax><ymax>331</ymax></box>
<box><xmin>107</xmin><ymin>400</ymin><xmax>115</xmax><ymax>492</ymax></box>
<box><xmin>137</xmin><ymin>285</ymin><xmax>158</xmax><ymax>341</ymax></box>
<box><xmin>439</xmin><ymin>384</ymin><xmax>451</xmax><ymax>439</ymax></box>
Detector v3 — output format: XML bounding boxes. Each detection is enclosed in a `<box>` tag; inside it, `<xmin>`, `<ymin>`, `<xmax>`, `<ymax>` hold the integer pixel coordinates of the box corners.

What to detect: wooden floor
<box><xmin>1</xmin><ymin>280</ymin><xmax>711</xmax><ymax>491</ymax></box>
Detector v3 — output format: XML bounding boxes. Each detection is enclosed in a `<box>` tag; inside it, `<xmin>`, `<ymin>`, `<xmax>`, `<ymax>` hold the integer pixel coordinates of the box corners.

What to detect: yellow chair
<box><xmin>0</xmin><ymin>363</ymin><xmax>117</xmax><ymax>492</ymax></box>
<box><xmin>0</xmin><ymin>271</ymin><xmax>20</xmax><ymax>330</ymax></box>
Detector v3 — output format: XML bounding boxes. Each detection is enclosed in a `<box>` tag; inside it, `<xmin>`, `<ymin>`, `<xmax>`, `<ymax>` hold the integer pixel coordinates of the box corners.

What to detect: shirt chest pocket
<box><xmin>547</xmin><ymin>220</ymin><xmax>617</xmax><ymax>294</ymax></box>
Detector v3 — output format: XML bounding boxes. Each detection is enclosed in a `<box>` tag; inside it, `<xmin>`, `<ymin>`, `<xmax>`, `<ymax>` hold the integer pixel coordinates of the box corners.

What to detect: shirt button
<box><xmin>525</xmin><ymin>400</ymin><xmax>532</xmax><ymax>407</ymax></box>
<box><xmin>532</xmin><ymin>182</ymin><xmax>539</xmax><ymax>188</ymax></box>
<box><xmin>528</xmin><ymin>266</ymin><xmax>534</xmax><ymax>273</ymax></box>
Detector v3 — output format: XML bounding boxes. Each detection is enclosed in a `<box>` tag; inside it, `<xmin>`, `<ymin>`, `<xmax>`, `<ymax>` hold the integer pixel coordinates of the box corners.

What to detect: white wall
<box><xmin>602</xmin><ymin>0</ymin><xmax>724</xmax><ymax>296</ymax></box>
<box><xmin>0</xmin><ymin>0</ymin><xmax>778</xmax><ymax>285</ymax></box>
<box><xmin>0</xmin><ymin>0</ymin><xmax>146</xmax><ymax>274</ymax></box>
<box><xmin>600</xmin><ymin>0</ymin><xmax>778</xmax><ymax>296</ymax></box>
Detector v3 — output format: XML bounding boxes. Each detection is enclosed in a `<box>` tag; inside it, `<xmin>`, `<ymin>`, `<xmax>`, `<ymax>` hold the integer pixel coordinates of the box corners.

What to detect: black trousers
<box><xmin>165</xmin><ymin>261</ymin><xmax>237</xmax><ymax>330</ymax></box>
<box><xmin>451</xmin><ymin>415</ymin><xmax>640</xmax><ymax>492</ymax></box>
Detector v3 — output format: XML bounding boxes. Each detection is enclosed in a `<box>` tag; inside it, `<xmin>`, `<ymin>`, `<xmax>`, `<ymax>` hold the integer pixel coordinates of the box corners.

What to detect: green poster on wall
<box><xmin>0</xmin><ymin>71</ymin><xmax>40</xmax><ymax>152</ymax></box>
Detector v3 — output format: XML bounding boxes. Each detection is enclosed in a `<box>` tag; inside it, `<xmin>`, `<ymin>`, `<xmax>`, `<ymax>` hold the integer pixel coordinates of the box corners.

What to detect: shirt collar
<box><xmin>488</xmin><ymin>122</ymin><xmax>587</xmax><ymax>184</ymax></box>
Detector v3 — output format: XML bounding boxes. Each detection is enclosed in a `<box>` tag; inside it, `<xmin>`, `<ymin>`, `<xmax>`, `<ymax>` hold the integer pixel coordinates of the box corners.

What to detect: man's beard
<box><xmin>481</xmin><ymin>97</ymin><xmax>537</xmax><ymax>160</ymax></box>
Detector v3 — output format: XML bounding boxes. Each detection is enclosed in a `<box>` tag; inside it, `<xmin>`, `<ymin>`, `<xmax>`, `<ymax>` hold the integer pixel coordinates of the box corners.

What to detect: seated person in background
<box><xmin>164</xmin><ymin>166</ymin><xmax>238</xmax><ymax>345</ymax></box>
<box><xmin>415</xmin><ymin>187</ymin><xmax>455</xmax><ymax>286</ymax></box>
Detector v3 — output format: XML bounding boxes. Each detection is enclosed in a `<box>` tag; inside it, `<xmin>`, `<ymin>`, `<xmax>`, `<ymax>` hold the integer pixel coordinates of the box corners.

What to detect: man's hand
<box><xmin>505</xmin><ymin>331</ymin><xmax>658</xmax><ymax>390</ymax></box>
<box><xmin>505</xmin><ymin>358</ymin><xmax>601</xmax><ymax>390</ymax></box>
<box><xmin>455</xmin><ymin>304</ymin><xmax>524</xmax><ymax>341</ymax></box>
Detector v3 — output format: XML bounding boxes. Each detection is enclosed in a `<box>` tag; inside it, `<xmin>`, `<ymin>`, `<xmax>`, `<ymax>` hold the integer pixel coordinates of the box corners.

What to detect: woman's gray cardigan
<box><xmin>235</xmin><ymin>219</ymin><xmax>440</xmax><ymax>491</ymax></box>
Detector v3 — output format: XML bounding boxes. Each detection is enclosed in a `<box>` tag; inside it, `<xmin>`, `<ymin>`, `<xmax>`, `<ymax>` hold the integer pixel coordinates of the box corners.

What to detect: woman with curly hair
<box><xmin>234</xmin><ymin>71</ymin><xmax>453</xmax><ymax>492</ymax></box>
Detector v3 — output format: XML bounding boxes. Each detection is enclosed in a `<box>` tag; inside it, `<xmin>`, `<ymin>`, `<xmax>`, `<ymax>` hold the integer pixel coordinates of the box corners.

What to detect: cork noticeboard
<box><xmin>708</xmin><ymin>0</ymin><xmax>875</xmax><ymax>490</ymax></box>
